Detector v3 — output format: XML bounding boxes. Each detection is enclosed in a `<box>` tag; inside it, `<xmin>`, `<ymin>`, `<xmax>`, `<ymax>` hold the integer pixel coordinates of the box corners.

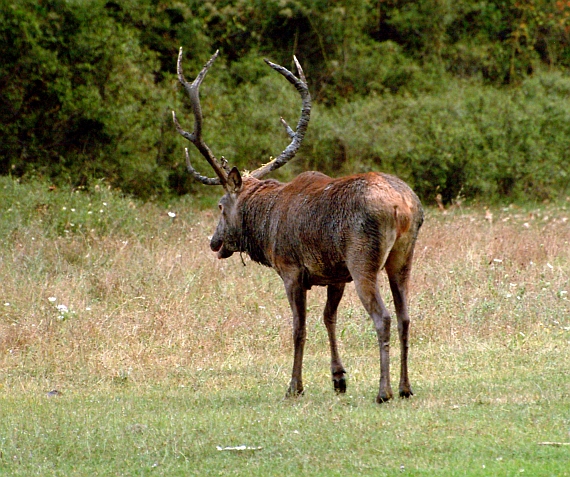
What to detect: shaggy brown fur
<box><xmin>211</xmin><ymin>169</ymin><xmax>424</xmax><ymax>402</ymax></box>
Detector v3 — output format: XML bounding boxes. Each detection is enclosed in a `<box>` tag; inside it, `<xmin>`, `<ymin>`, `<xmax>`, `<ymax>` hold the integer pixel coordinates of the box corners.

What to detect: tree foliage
<box><xmin>1</xmin><ymin>0</ymin><xmax>569</xmax><ymax>201</ymax></box>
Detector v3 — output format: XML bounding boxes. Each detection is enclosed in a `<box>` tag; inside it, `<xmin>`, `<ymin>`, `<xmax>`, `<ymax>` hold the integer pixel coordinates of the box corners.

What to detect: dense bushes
<box><xmin>0</xmin><ymin>0</ymin><xmax>185</xmax><ymax>198</ymax></box>
<box><xmin>239</xmin><ymin>71</ymin><xmax>570</xmax><ymax>202</ymax></box>
<box><xmin>1</xmin><ymin>0</ymin><xmax>569</xmax><ymax>202</ymax></box>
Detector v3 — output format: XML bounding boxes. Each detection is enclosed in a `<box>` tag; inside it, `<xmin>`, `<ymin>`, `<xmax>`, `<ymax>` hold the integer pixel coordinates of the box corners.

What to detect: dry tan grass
<box><xmin>1</xmin><ymin>199</ymin><xmax>569</xmax><ymax>394</ymax></box>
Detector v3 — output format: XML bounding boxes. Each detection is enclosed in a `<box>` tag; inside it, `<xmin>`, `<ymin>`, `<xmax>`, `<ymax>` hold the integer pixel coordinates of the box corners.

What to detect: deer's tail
<box><xmin>394</xmin><ymin>205</ymin><xmax>412</xmax><ymax>238</ymax></box>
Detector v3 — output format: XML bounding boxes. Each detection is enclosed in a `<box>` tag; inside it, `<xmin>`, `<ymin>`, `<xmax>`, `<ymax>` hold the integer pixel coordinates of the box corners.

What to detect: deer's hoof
<box><xmin>333</xmin><ymin>376</ymin><xmax>347</xmax><ymax>394</ymax></box>
<box><xmin>376</xmin><ymin>390</ymin><xmax>394</xmax><ymax>404</ymax></box>
<box><xmin>399</xmin><ymin>387</ymin><xmax>414</xmax><ymax>399</ymax></box>
<box><xmin>286</xmin><ymin>382</ymin><xmax>304</xmax><ymax>398</ymax></box>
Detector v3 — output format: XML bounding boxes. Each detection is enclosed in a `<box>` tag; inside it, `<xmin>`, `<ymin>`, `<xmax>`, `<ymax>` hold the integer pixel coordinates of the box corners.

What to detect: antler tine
<box><xmin>173</xmin><ymin>48</ymin><xmax>228</xmax><ymax>187</ymax></box>
<box><xmin>293</xmin><ymin>55</ymin><xmax>306</xmax><ymax>83</ymax></box>
<box><xmin>280</xmin><ymin>117</ymin><xmax>295</xmax><ymax>139</ymax></box>
<box><xmin>173</xmin><ymin>111</ymin><xmax>221</xmax><ymax>185</ymax></box>
<box><xmin>249</xmin><ymin>58</ymin><xmax>311</xmax><ymax>180</ymax></box>
<box><xmin>220</xmin><ymin>156</ymin><xmax>231</xmax><ymax>174</ymax></box>
<box><xmin>184</xmin><ymin>148</ymin><xmax>222</xmax><ymax>186</ymax></box>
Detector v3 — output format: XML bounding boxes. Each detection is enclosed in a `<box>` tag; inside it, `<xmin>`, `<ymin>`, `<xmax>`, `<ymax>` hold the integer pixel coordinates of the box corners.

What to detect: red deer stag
<box><xmin>173</xmin><ymin>48</ymin><xmax>424</xmax><ymax>403</ymax></box>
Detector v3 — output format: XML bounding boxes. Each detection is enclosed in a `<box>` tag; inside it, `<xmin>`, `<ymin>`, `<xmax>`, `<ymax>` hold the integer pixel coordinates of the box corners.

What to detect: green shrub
<box><xmin>302</xmin><ymin>71</ymin><xmax>570</xmax><ymax>203</ymax></box>
<box><xmin>0</xmin><ymin>0</ymin><xmax>189</xmax><ymax>199</ymax></box>
<box><xmin>1</xmin><ymin>0</ymin><xmax>570</xmax><ymax>202</ymax></box>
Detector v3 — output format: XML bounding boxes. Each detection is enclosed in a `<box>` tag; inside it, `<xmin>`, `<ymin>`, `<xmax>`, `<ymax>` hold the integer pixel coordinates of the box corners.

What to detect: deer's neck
<box><xmin>238</xmin><ymin>180</ymin><xmax>283</xmax><ymax>267</ymax></box>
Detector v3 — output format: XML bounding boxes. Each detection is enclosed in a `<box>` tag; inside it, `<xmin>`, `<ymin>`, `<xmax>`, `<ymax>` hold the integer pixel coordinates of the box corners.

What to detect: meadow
<box><xmin>0</xmin><ymin>176</ymin><xmax>569</xmax><ymax>476</ymax></box>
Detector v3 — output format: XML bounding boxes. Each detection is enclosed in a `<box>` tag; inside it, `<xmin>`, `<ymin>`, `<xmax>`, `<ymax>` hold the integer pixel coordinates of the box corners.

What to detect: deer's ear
<box><xmin>227</xmin><ymin>167</ymin><xmax>242</xmax><ymax>193</ymax></box>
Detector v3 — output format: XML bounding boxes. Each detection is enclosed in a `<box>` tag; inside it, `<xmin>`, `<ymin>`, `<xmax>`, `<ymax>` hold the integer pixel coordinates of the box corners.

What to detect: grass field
<box><xmin>1</xmin><ymin>177</ymin><xmax>569</xmax><ymax>476</ymax></box>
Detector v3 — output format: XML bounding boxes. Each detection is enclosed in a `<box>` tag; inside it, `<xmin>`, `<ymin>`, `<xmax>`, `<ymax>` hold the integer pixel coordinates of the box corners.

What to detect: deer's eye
<box><xmin>218</xmin><ymin>204</ymin><xmax>223</xmax><ymax>211</ymax></box>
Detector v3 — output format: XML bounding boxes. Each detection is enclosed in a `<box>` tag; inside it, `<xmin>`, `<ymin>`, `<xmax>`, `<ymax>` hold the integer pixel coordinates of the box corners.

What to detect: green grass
<box><xmin>1</xmin><ymin>176</ymin><xmax>569</xmax><ymax>476</ymax></box>
<box><xmin>1</xmin><ymin>345</ymin><xmax>568</xmax><ymax>476</ymax></box>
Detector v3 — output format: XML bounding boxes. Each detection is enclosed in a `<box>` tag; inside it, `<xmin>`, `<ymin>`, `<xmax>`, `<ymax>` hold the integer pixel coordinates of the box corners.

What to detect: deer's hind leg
<box><xmin>348</xmin><ymin>227</ymin><xmax>397</xmax><ymax>403</ymax></box>
<box><xmin>385</xmin><ymin>239</ymin><xmax>418</xmax><ymax>398</ymax></box>
<box><xmin>323</xmin><ymin>283</ymin><xmax>347</xmax><ymax>393</ymax></box>
<box><xmin>350</xmin><ymin>266</ymin><xmax>394</xmax><ymax>403</ymax></box>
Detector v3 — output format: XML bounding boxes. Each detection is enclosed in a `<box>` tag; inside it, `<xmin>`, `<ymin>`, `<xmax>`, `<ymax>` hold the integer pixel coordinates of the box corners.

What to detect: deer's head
<box><xmin>172</xmin><ymin>48</ymin><xmax>311</xmax><ymax>260</ymax></box>
<box><xmin>209</xmin><ymin>167</ymin><xmax>243</xmax><ymax>259</ymax></box>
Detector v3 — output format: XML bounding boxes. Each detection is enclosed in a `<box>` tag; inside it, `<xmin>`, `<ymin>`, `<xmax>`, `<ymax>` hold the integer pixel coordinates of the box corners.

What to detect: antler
<box><xmin>172</xmin><ymin>48</ymin><xmax>228</xmax><ymax>187</ymax></box>
<box><xmin>249</xmin><ymin>56</ymin><xmax>311</xmax><ymax>179</ymax></box>
<box><xmin>174</xmin><ymin>49</ymin><xmax>311</xmax><ymax>186</ymax></box>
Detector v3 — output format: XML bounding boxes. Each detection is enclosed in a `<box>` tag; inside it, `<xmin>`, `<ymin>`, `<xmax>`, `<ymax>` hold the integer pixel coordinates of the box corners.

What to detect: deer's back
<box><xmin>241</xmin><ymin>171</ymin><xmax>423</xmax><ymax>286</ymax></box>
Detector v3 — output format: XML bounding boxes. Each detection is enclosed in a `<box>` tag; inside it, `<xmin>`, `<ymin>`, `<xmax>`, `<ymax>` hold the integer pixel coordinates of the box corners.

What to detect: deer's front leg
<box><xmin>284</xmin><ymin>279</ymin><xmax>307</xmax><ymax>397</ymax></box>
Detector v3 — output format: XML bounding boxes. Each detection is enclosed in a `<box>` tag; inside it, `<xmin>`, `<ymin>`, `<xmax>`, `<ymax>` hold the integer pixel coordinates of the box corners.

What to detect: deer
<box><xmin>172</xmin><ymin>48</ymin><xmax>424</xmax><ymax>403</ymax></box>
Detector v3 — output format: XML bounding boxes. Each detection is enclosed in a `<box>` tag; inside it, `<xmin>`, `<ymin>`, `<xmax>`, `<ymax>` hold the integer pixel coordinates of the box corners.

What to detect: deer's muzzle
<box><xmin>210</xmin><ymin>238</ymin><xmax>234</xmax><ymax>259</ymax></box>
